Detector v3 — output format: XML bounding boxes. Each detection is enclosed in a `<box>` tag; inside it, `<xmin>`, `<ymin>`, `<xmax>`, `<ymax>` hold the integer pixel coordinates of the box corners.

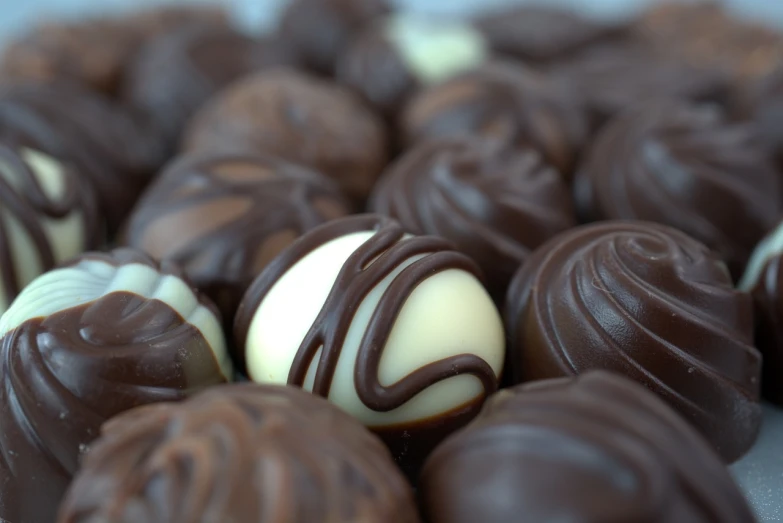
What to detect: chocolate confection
<box><xmin>336</xmin><ymin>15</ymin><xmax>488</xmax><ymax>116</ymax></box>
<box><xmin>0</xmin><ymin>82</ymin><xmax>164</xmax><ymax>231</ymax></box>
<box><xmin>57</xmin><ymin>383</ymin><xmax>421</xmax><ymax>523</ymax></box>
<box><xmin>370</xmin><ymin>138</ymin><xmax>576</xmax><ymax>299</ymax></box>
<box><xmin>0</xmin><ymin>248</ymin><xmax>232</xmax><ymax>523</ymax></box>
<box><xmin>474</xmin><ymin>5</ymin><xmax>628</xmax><ymax>64</ymax></box>
<box><xmin>234</xmin><ymin>214</ymin><xmax>505</xmax><ymax>474</ymax></box>
<box><xmin>183</xmin><ymin>70</ymin><xmax>389</xmax><ymax>202</ymax></box>
<box><xmin>123</xmin><ymin>24</ymin><xmax>297</xmax><ymax>151</ymax></box>
<box><xmin>124</xmin><ymin>4</ymin><xmax>231</xmax><ymax>43</ymax></box>
<box><xmin>504</xmin><ymin>220</ymin><xmax>761</xmax><ymax>462</ymax></box>
<box><xmin>420</xmin><ymin>371</ymin><xmax>757</xmax><ymax>523</ymax></box>
<box><xmin>123</xmin><ymin>151</ymin><xmax>351</xmax><ymax>325</ymax></box>
<box><xmin>0</xmin><ymin>142</ymin><xmax>102</xmax><ymax>314</ymax></box>
<box><xmin>278</xmin><ymin>0</ymin><xmax>392</xmax><ymax>75</ymax></box>
<box><xmin>574</xmin><ymin>100</ymin><xmax>782</xmax><ymax>279</ymax></box>
<box><xmin>401</xmin><ymin>62</ymin><xmax>587</xmax><ymax>179</ymax></box>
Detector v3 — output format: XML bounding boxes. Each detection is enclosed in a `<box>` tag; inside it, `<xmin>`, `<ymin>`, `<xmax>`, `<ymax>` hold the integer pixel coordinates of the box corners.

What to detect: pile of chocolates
<box><xmin>0</xmin><ymin>1</ymin><xmax>780</xmax><ymax>521</ymax></box>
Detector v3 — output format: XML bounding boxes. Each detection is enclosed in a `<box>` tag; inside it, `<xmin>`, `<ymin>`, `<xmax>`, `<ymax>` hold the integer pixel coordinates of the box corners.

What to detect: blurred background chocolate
<box><xmin>574</xmin><ymin>100</ymin><xmax>782</xmax><ymax>279</ymax></box>
<box><xmin>401</xmin><ymin>62</ymin><xmax>588</xmax><ymax>180</ymax></box>
<box><xmin>123</xmin><ymin>151</ymin><xmax>351</xmax><ymax>326</ymax></box>
<box><xmin>183</xmin><ymin>70</ymin><xmax>388</xmax><ymax>202</ymax></box>
<box><xmin>370</xmin><ymin>138</ymin><xmax>576</xmax><ymax>299</ymax></box>
<box><xmin>122</xmin><ymin>4</ymin><xmax>231</xmax><ymax>43</ymax></box>
<box><xmin>278</xmin><ymin>0</ymin><xmax>392</xmax><ymax>75</ymax></box>
<box><xmin>740</xmin><ymin>65</ymin><xmax>783</xmax><ymax>170</ymax></box>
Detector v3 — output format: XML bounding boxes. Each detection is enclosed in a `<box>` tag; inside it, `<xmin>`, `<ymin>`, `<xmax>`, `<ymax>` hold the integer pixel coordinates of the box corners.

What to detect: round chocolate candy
<box><xmin>278</xmin><ymin>0</ymin><xmax>392</xmax><ymax>75</ymax></box>
<box><xmin>123</xmin><ymin>151</ymin><xmax>351</xmax><ymax>325</ymax></box>
<box><xmin>57</xmin><ymin>383</ymin><xmax>421</xmax><ymax>523</ymax></box>
<box><xmin>504</xmin><ymin>221</ymin><xmax>761</xmax><ymax>462</ymax></box>
<box><xmin>420</xmin><ymin>371</ymin><xmax>757</xmax><ymax>523</ymax></box>
<box><xmin>400</xmin><ymin>62</ymin><xmax>588</xmax><ymax>179</ymax></box>
<box><xmin>574</xmin><ymin>100</ymin><xmax>782</xmax><ymax>279</ymax></box>
<box><xmin>370</xmin><ymin>138</ymin><xmax>577</xmax><ymax>299</ymax></box>
<box><xmin>234</xmin><ymin>214</ymin><xmax>505</xmax><ymax>473</ymax></box>
<box><xmin>336</xmin><ymin>14</ymin><xmax>488</xmax><ymax>116</ymax></box>
<box><xmin>0</xmin><ymin>248</ymin><xmax>232</xmax><ymax>523</ymax></box>
<box><xmin>183</xmin><ymin>70</ymin><xmax>389</xmax><ymax>202</ymax></box>
<box><xmin>0</xmin><ymin>142</ymin><xmax>103</xmax><ymax>314</ymax></box>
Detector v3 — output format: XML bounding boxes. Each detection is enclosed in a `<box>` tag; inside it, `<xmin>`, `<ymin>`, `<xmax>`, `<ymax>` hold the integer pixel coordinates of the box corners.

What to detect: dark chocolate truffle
<box><xmin>370</xmin><ymin>138</ymin><xmax>576</xmax><ymax>298</ymax></box>
<box><xmin>574</xmin><ymin>100</ymin><xmax>782</xmax><ymax>279</ymax></box>
<box><xmin>278</xmin><ymin>0</ymin><xmax>392</xmax><ymax>75</ymax></box>
<box><xmin>401</xmin><ymin>62</ymin><xmax>587</xmax><ymax>178</ymax></box>
<box><xmin>234</xmin><ymin>214</ymin><xmax>504</xmax><ymax>473</ymax></box>
<box><xmin>504</xmin><ymin>220</ymin><xmax>761</xmax><ymax>462</ymax></box>
<box><xmin>0</xmin><ymin>141</ymin><xmax>103</xmax><ymax>314</ymax></box>
<box><xmin>183</xmin><ymin>70</ymin><xmax>389</xmax><ymax>202</ymax></box>
<box><xmin>123</xmin><ymin>151</ymin><xmax>351</xmax><ymax>325</ymax></box>
<box><xmin>0</xmin><ymin>248</ymin><xmax>232</xmax><ymax>523</ymax></box>
<box><xmin>420</xmin><ymin>371</ymin><xmax>757</xmax><ymax>523</ymax></box>
<box><xmin>57</xmin><ymin>383</ymin><xmax>421</xmax><ymax>523</ymax></box>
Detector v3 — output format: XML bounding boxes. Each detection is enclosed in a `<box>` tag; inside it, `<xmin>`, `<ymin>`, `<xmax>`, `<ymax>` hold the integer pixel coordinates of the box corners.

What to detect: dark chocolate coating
<box><xmin>123</xmin><ymin>151</ymin><xmax>351</xmax><ymax>325</ymax></box>
<box><xmin>504</xmin><ymin>221</ymin><xmax>761</xmax><ymax>462</ymax></box>
<box><xmin>574</xmin><ymin>101</ymin><xmax>782</xmax><ymax>279</ymax></box>
<box><xmin>401</xmin><ymin>62</ymin><xmax>587</xmax><ymax>179</ymax></box>
<box><xmin>0</xmin><ymin>248</ymin><xmax>229</xmax><ymax>523</ymax></box>
<box><xmin>370</xmin><ymin>138</ymin><xmax>577</xmax><ymax>299</ymax></box>
<box><xmin>278</xmin><ymin>0</ymin><xmax>392</xmax><ymax>75</ymax></box>
<box><xmin>57</xmin><ymin>383</ymin><xmax>420</xmax><ymax>523</ymax></box>
<box><xmin>183</xmin><ymin>70</ymin><xmax>389</xmax><ymax>202</ymax></box>
<box><xmin>420</xmin><ymin>371</ymin><xmax>757</xmax><ymax>523</ymax></box>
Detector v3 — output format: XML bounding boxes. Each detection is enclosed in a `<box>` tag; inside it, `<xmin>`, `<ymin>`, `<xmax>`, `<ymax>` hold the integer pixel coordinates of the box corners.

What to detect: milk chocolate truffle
<box><xmin>421</xmin><ymin>371</ymin><xmax>757</xmax><ymax>523</ymax></box>
<box><xmin>370</xmin><ymin>138</ymin><xmax>576</xmax><ymax>298</ymax></box>
<box><xmin>574</xmin><ymin>100</ymin><xmax>782</xmax><ymax>279</ymax></box>
<box><xmin>0</xmin><ymin>248</ymin><xmax>232</xmax><ymax>523</ymax></box>
<box><xmin>234</xmin><ymin>214</ymin><xmax>505</xmax><ymax>471</ymax></box>
<box><xmin>184</xmin><ymin>70</ymin><xmax>388</xmax><ymax>202</ymax></box>
<box><xmin>124</xmin><ymin>151</ymin><xmax>351</xmax><ymax>324</ymax></box>
<box><xmin>336</xmin><ymin>15</ymin><xmax>488</xmax><ymax>116</ymax></box>
<box><xmin>505</xmin><ymin>221</ymin><xmax>761</xmax><ymax>462</ymax></box>
<box><xmin>401</xmin><ymin>62</ymin><xmax>587</xmax><ymax>178</ymax></box>
<box><xmin>0</xmin><ymin>142</ymin><xmax>102</xmax><ymax>314</ymax></box>
<box><xmin>58</xmin><ymin>384</ymin><xmax>420</xmax><ymax>523</ymax></box>
<box><xmin>278</xmin><ymin>0</ymin><xmax>392</xmax><ymax>75</ymax></box>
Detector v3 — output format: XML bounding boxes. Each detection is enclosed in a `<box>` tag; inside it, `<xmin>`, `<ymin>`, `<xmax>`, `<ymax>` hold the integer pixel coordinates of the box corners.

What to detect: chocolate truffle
<box><xmin>574</xmin><ymin>100</ymin><xmax>782</xmax><ymax>279</ymax></box>
<box><xmin>183</xmin><ymin>70</ymin><xmax>388</xmax><ymax>202</ymax></box>
<box><xmin>57</xmin><ymin>383</ymin><xmax>420</xmax><ymax>523</ymax></box>
<box><xmin>336</xmin><ymin>15</ymin><xmax>488</xmax><ymax>116</ymax></box>
<box><xmin>401</xmin><ymin>62</ymin><xmax>587</xmax><ymax>178</ymax></box>
<box><xmin>420</xmin><ymin>371</ymin><xmax>757</xmax><ymax>523</ymax></box>
<box><xmin>0</xmin><ymin>248</ymin><xmax>232</xmax><ymax>523</ymax></box>
<box><xmin>370</xmin><ymin>138</ymin><xmax>576</xmax><ymax>299</ymax></box>
<box><xmin>504</xmin><ymin>220</ymin><xmax>761</xmax><ymax>462</ymax></box>
<box><xmin>234</xmin><ymin>214</ymin><xmax>505</xmax><ymax>472</ymax></box>
<box><xmin>0</xmin><ymin>82</ymin><xmax>163</xmax><ymax>231</ymax></box>
<box><xmin>123</xmin><ymin>151</ymin><xmax>351</xmax><ymax>325</ymax></box>
<box><xmin>278</xmin><ymin>0</ymin><xmax>392</xmax><ymax>75</ymax></box>
<box><xmin>0</xmin><ymin>142</ymin><xmax>102</xmax><ymax>314</ymax></box>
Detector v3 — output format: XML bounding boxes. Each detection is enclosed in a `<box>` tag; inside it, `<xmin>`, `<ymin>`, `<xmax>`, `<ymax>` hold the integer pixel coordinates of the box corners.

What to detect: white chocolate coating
<box><xmin>740</xmin><ymin>219</ymin><xmax>783</xmax><ymax>291</ymax></box>
<box><xmin>245</xmin><ymin>231</ymin><xmax>505</xmax><ymax>427</ymax></box>
<box><xmin>385</xmin><ymin>15</ymin><xmax>488</xmax><ymax>85</ymax></box>
<box><xmin>0</xmin><ymin>258</ymin><xmax>232</xmax><ymax>379</ymax></box>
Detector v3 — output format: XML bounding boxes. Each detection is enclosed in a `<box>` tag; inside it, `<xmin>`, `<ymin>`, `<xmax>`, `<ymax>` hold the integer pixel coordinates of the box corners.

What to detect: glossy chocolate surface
<box><xmin>421</xmin><ymin>371</ymin><xmax>757</xmax><ymax>523</ymax></box>
<box><xmin>504</xmin><ymin>221</ymin><xmax>761</xmax><ymax>462</ymax></box>
<box><xmin>574</xmin><ymin>100</ymin><xmax>782</xmax><ymax>279</ymax></box>
<box><xmin>748</xmin><ymin>255</ymin><xmax>783</xmax><ymax>405</ymax></box>
<box><xmin>370</xmin><ymin>138</ymin><xmax>576</xmax><ymax>298</ymax></box>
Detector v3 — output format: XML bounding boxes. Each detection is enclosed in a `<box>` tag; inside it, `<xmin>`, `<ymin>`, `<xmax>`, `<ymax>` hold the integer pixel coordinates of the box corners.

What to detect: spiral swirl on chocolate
<box><xmin>575</xmin><ymin>101</ymin><xmax>782</xmax><ymax>279</ymax></box>
<box><xmin>370</xmin><ymin>138</ymin><xmax>576</xmax><ymax>298</ymax></box>
<box><xmin>420</xmin><ymin>371</ymin><xmax>757</xmax><ymax>523</ymax></box>
<box><xmin>183</xmin><ymin>70</ymin><xmax>388</xmax><ymax>202</ymax></box>
<box><xmin>401</xmin><ymin>62</ymin><xmax>587</xmax><ymax>178</ymax></box>
<box><xmin>504</xmin><ymin>221</ymin><xmax>761</xmax><ymax>462</ymax></box>
<box><xmin>0</xmin><ymin>248</ymin><xmax>230</xmax><ymax>523</ymax></box>
<box><xmin>58</xmin><ymin>383</ymin><xmax>420</xmax><ymax>523</ymax></box>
